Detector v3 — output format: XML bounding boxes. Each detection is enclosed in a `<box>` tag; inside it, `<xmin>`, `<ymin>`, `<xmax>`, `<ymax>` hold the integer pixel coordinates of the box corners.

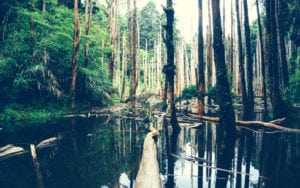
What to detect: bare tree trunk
<box><xmin>129</xmin><ymin>0</ymin><xmax>138</xmax><ymax>108</ymax></box>
<box><xmin>275</xmin><ymin>0</ymin><xmax>289</xmax><ymax>90</ymax></box>
<box><xmin>265</xmin><ymin>0</ymin><xmax>286</xmax><ymax>118</ymax></box>
<box><xmin>256</xmin><ymin>0</ymin><xmax>267</xmax><ymax>111</ymax></box>
<box><xmin>197</xmin><ymin>0</ymin><xmax>205</xmax><ymax>115</ymax></box>
<box><xmin>206</xmin><ymin>0</ymin><xmax>213</xmax><ymax>105</ymax></box>
<box><xmin>212</xmin><ymin>0</ymin><xmax>236</xmax><ymax>134</ymax></box>
<box><xmin>42</xmin><ymin>0</ymin><xmax>46</xmax><ymax>12</ymax></box>
<box><xmin>163</xmin><ymin>0</ymin><xmax>179</xmax><ymax>130</ymax></box>
<box><xmin>121</xmin><ymin>31</ymin><xmax>127</xmax><ymax>100</ymax></box>
<box><xmin>70</xmin><ymin>0</ymin><xmax>80</xmax><ymax>111</ymax></box>
<box><xmin>236</xmin><ymin>0</ymin><xmax>248</xmax><ymax>114</ymax></box>
<box><xmin>243</xmin><ymin>0</ymin><xmax>254</xmax><ymax>119</ymax></box>
<box><xmin>109</xmin><ymin>0</ymin><xmax>118</xmax><ymax>82</ymax></box>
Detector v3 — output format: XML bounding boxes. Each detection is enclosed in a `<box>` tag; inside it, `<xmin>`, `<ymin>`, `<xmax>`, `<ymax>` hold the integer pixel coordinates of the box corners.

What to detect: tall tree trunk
<box><xmin>129</xmin><ymin>0</ymin><xmax>138</xmax><ymax>108</ymax></box>
<box><xmin>42</xmin><ymin>0</ymin><xmax>46</xmax><ymax>12</ymax></box>
<box><xmin>83</xmin><ymin>0</ymin><xmax>93</xmax><ymax>97</ymax></box>
<box><xmin>265</xmin><ymin>0</ymin><xmax>286</xmax><ymax>118</ymax></box>
<box><xmin>229</xmin><ymin>0</ymin><xmax>234</xmax><ymax>85</ymax></box>
<box><xmin>70</xmin><ymin>0</ymin><xmax>80</xmax><ymax>111</ymax></box>
<box><xmin>275</xmin><ymin>0</ymin><xmax>289</xmax><ymax>90</ymax></box>
<box><xmin>243</xmin><ymin>0</ymin><xmax>254</xmax><ymax>119</ymax></box>
<box><xmin>121</xmin><ymin>31</ymin><xmax>127</xmax><ymax>100</ymax></box>
<box><xmin>256</xmin><ymin>0</ymin><xmax>267</xmax><ymax>111</ymax></box>
<box><xmin>236</xmin><ymin>0</ymin><xmax>248</xmax><ymax>115</ymax></box>
<box><xmin>212</xmin><ymin>0</ymin><xmax>236</xmax><ymax>134</ymax></box>
<box><xmin>197</xmin><ymin>0</ymin><xmax>205</xmax><ymax>115</ymax></box>
<box><xmin>109</xmin><ymin>0</ymin><xmax>118</xmax><ymax>82</ymax></box>
<box><xmin>163</xmin><ymin>0</ymin><xmax>180</xmax><ymax>130</ymax></box>
<box><xmin>206</xmin><ymin>0</ymin><xmax>213</xmax><ymax>105</ymax></box>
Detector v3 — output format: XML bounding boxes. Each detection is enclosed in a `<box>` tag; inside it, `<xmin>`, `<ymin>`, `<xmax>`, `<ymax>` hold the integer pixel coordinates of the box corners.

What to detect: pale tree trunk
<box><xmin>163</xmin><ymin>0</ymin><xmax>180</xmax><ymax>130</ymax></box>
<box><xmin>243</xmin><ymin>0</ymin><xmax>254</xmax><ymax>119</ymax></box>
<box><xmin>121</xmin><ymin>31</ymin><xmax>127</xmax><ymax>100</ymax></box>
<box><xmin>129</xmin><ymin>0</ymin><xmax>138</xmax><ymax>108</ymax></box>
<box><xmin>136</xmin><ymin>17</ymin><xmax>140</xmax><ymax>93</ymax></box>
<box><xmin>197</xmin><ymin>0</ymin><xmax>205</xmax><ymax>115</ymax></box>
<box><xmin>212</xmin><ymin>0</ymin><xmax>236</xmax><ymax>133</ymax></box>
<box><xmin>229</xmin><ymin>0</ymin><xmax>234</xmax><ymax>85</ymax></box>
<box><xmin>70</xmin><ymin>0</ymin><xmax>80</xmax><ymax>111</ymax></box>
<box><xmin>256</xmin><ymin>0</ymin><xmax>267</xmax><ymax>111</ymax></box>
<box><xmin>236</xmin><ymin>0</ymin><xmax>248</xmax><ymax>114</ymax></box>
<box><xmin>222</xmin><ymin>0</ymin><xmax>225</xmax><ymax>41</ymax></box>
<box><xmin>144</xmin><ymin>39</ymin><xmax>148</xmax><ymax>93</ymax></box>
<box><xmin>109</xmin><ymin>0</ymin><xmax>118</xmax><ymax>82</ymax></box>
<box><xmin>42</xmin><ymin>0</ymin><xmax>46</xmax><ymax>12</ymax></box>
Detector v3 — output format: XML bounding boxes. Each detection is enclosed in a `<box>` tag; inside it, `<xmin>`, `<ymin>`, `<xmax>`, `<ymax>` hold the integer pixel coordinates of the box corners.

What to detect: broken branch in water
<box><xmin>188</xmin><ymin>114</ymin><xmax>300</xmax><ymax>134</ymax></box>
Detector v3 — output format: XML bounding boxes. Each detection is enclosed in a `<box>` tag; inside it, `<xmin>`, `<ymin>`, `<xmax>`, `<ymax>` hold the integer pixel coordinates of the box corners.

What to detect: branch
<box><xmin>188</xmin><ymin>114</ymin><xmax>300</xmax><ymax>134</ymax></box>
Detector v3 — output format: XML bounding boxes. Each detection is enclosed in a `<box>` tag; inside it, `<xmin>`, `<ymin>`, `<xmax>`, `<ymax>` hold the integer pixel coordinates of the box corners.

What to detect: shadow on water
<box><xmin>0</xmin><ymin>109</ymin><xmax>300</xmax><ymax>188</ymax></box>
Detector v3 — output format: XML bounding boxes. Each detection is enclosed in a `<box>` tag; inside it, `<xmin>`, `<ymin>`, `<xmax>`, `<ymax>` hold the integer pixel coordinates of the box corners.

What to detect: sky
<box><xmin>100</xmin><ymin>0</ymin><xmax>260</xmax><ymax>42</ymax></box>
<box><xmin>148</xmin><ymin>0</ymin><xmax>259</xmax><ymax>42</ymax></box>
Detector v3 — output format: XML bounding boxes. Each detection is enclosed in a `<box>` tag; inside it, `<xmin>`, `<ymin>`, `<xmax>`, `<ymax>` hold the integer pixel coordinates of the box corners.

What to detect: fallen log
<box><xmin>188</xmin><ymin>114</ymin><xmax>300</xmax><ymax>134</ymax></box>
<box><xmin>36</xmin><ymin>137</ymin><xmax>59</xmax><ymax>149</ymax></box>
<box><xmin>135</xmin><ymin>128</ymin><xmax>162</xmax><ymax>188</ymax></box>
<box><xmin>0</xmin><ymin>144</ymin><xmax>25</xmax><ymax>160</ymax></box>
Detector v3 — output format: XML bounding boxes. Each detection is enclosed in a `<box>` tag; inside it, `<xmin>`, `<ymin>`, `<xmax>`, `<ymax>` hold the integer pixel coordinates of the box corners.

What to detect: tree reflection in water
<box><xmin>1</xmin><ymin>115</ymin><xmax>300</xmax><ymax>188</ymax></box>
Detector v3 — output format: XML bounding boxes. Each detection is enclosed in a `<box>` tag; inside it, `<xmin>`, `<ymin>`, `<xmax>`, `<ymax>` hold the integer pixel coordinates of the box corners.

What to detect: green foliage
<box><xmin>139</xmin><ymin>1</ymin><xmax>161</xmax><ymax>51</ymax></box>
<box><xmin>0</xmin><ymin>0</ymin><xmax>113</xmax><ymax>118</ymax></box>
<box><xmin>176</xmin><ymin>85</ymin><xmax>198</xmax><ymax>101</ymax></box>
<box><xmin>289</xmin><ymin>69</ymin><xmax>300</xmax><ymax>104</ymax></box>
<box><xmin>206</xmin><ymin>85</ymin><xmax>217</xmax><ymax>99</ymax></box>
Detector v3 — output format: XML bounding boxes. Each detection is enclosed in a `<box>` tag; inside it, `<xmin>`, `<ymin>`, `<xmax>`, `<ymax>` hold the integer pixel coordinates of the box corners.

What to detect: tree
<box><xmin>255</xmin><ymin>0</ymin><xmax>267</xmax><ymax>111</ymax></box>
<box><xmin>108</xmin><ymin>0</ymin><xmax>118</xmax><ymax>82</ymax></box>
<box><xmin>197</xmin><ymin>0</ymin><xmax>205</xmax><ymax>115</ymax></box>
<box><xmin>129</xmin><ymin>0</ymin><xmax>138</xmax><ymax>108</ymax></box>
<box><xmin>243</xmin><ymin>0</ymin><xmax>254</xmax><ymax>118</ymax></box>
<box><xmin>163</xmin><ymin>0</ymin><xmax>180</xmax><ymax>130</ymax></box>
<box><xmin>70</xmin><ymin>0</ymin><xmax>80</xmax><ymax>111</ymax></box>
<box><xmin>275</xmin><ymin>0</ymin><xmax>289</xmax><ymax>90</ymax></box>
<box><xmin>206</xmin><ymin>0</ymin><xmax>213</xmax><ymax>105</ymax></box>
<box><xmin>212</xmin><ymin>0</ymin><xmax>236</xmax><ymax>134</ymax></box>
<box><xmin>236</xmin><ymin>0</ymin><xmax>248</xmax><ymax>116</ymax></box>
<box><xmin>265</xmin><ymin>0</ymin><xmax>287</xmax><ymax>118</ymax></box>
<box><xmin>121</xmin><ymin>31</ymin><xmax>127</xmax><ymax>100</ymax></box>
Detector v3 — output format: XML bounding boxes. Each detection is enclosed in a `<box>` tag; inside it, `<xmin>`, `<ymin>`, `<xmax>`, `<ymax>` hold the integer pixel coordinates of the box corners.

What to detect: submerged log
<box><xmin>135</xmin><ymin>128</ymin><xmax>162</xmax><ymax>188</ymax></box>
<box><xmin>0</xmin><ymin>144</ymin><xmax>25</xmax><ymax>160</ymax></box>
<box><xmin>188</xmin><ymin>114</ymin><xmax>300</xmax><ymax>134</ymax></box>
<box><xmin>37</xmin><ymin>137</ymin><xmax>59</xmax><ymax>149</ymax></box>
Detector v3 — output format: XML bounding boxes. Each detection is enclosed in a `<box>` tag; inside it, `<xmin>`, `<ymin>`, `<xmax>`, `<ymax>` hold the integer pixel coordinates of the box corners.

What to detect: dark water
<box><xmin>0</xmin><ymin>113</ymin><xmax>300</xmax><ymax>188</ymax></box>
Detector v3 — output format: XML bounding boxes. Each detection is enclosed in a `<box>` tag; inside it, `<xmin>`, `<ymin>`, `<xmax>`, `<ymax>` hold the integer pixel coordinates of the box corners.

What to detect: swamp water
<box><xmin>0</xmin><ymin>112</ymin><xmax>299</xmax><ymax>188</ymax></box>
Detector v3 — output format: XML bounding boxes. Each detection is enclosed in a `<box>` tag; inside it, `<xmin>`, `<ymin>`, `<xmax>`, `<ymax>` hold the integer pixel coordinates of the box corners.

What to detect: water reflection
<box><xmin>0</xmin><ymin>114</ymin><xmax>300</xmax><ymax>188</ymax></box>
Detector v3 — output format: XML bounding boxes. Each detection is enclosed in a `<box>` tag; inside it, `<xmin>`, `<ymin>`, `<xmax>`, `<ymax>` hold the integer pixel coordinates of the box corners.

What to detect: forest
<box><xmin>0</xmin><ymin>0</ymin><xmax>300</xmax><ymax>188</ymax></box>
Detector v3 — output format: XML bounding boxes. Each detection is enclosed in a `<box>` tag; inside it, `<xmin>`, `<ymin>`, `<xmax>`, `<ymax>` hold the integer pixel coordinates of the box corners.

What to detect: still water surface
<box><xmin>0</xmin><ymin>113</ymin><xmax>299</xmax><ymax>188</ymax></box>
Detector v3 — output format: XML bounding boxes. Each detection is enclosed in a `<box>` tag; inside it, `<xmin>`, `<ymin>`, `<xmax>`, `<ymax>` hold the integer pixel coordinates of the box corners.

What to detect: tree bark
<box><xmin>70</xmin><ymin>0</ymin><xmax>80</xmax><ymax>111</ymax></box>
<box><xmin>236</xmin><ymin>0</ymin><xmax>248</xmax><ymax>115</ymax></box>
<box><xmin>197</xmin><ymin>0</ymin><xmax>205</xmax><ymax>116</ymax></box>
<box><xmin>129</xmin><ymin>0</ymin><xmax>138</xmax><ymax>108</ymax></box>
<box><xmin>109</xmin><ymin>0</ymin><xmax>118</xmax><ymax>82</ymax></box>
<box><xmin>265</xmin><ymin>0</ymin><xmax>286</xmax><ymax>118</ymax></box>
<box><xmin>243</xmin><ymin>0</ymin><xmax>254</xmax><ymax>119</ymax></box>
<box><xmin>121</xmin><ymin>31</ymin><xmax>127</xmax><ymax>100</ymax></box>
<box><xmin>255</xmin><ymin>0</ymin><xmax>267</xmax><ymax>111</ymax></box>
<box><xmin>275</xmin><ymin>0</ymin><xmax>289</xmax><ymax>90</ymax></box>
<box><xmin>212</xmin><ymin>0</ymin><xmax>236</xmax><ymax>134</ymax></box>
<box><xmin>163</xmin><ymin>0</ymin><xmax>179</xmax><ymax>130</ymax></box>
<box><xmin>206</xmin><ymin>0</ymin><xmax>213</xmax><ymax>105</ymax></box>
